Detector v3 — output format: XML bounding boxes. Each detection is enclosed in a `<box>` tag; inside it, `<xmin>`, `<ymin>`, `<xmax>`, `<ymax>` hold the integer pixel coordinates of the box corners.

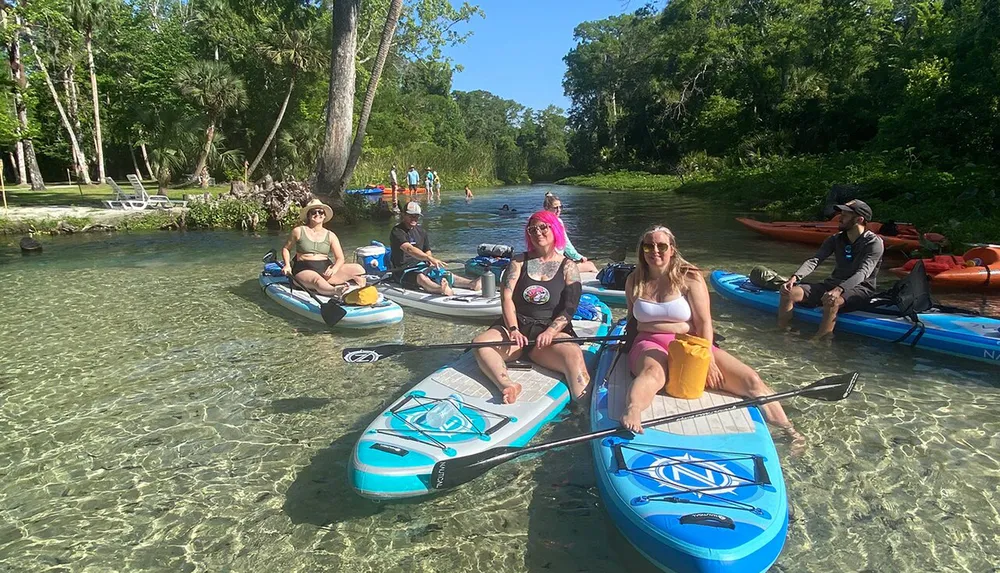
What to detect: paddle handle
<box><xmin>414</xmin><ymin>335</ymin><xmax>626</xmax><ymax>352</ymax></box>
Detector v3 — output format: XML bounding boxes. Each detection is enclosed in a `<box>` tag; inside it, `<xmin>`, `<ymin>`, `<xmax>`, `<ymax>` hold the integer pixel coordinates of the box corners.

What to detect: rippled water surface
<box><xmin>1</xmin><ymin>186</ymin><xmax>998</xmax><ymax>572</ymax></box>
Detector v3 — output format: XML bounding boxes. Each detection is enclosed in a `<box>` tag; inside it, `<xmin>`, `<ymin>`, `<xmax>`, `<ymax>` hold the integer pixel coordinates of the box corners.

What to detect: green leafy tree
<box><xmin>176</xmin><ymin>60</ymin><xmax>247</xmax><ymax>183</ymax></box>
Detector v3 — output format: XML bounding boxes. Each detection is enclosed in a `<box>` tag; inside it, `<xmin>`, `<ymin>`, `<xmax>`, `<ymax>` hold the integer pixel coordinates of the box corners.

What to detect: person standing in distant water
<box><xmin>407</xmin><ymin>165</ymin><xmax>419</xmax><ymax>194</ymax></box>
<box><xmin>424</xmin><ymin>168</ymin><xmax>434</xmax><ymax>195</ymax></box>
<box><xmin>389</xmin><ymin>164</ymin><xmax>400</xmax><ymax>213</ymax></box>
<box><xmin>465</xmin><ymin>185</ymin><xmax>474</xmax><ymax>200</ymax></box>
<box><xmin>433</xmin><ymin>171</ymin><xmax>442</xmax><ymax>198</ymax></box>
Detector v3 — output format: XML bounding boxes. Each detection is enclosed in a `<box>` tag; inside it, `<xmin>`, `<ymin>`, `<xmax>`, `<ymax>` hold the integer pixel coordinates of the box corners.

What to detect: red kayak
<box><xmin>737</xmin><ymin>216</ymin><xmax>946</xmax><ymax>252</ymax></box>
<box><xmin>890</xmin><ymin>246</ymin><xmax>1000</xmax><ymax>290</ymax></box>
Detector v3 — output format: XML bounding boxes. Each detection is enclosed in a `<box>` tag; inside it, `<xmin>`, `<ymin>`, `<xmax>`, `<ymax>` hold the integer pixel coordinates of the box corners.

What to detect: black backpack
<box><xmin>867</xmin><ymin>259</ymin><xmax>933</xmax><ymax>316</ymax></box>
<box><xmin>597</xmin><ymin>262</ymin><xmax>635</xmax><ymax>290</ymax></box>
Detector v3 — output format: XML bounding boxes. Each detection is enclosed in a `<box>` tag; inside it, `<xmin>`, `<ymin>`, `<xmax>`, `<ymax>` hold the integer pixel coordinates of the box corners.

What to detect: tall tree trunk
<box><xmin>130</xmin><ymin>145</ymin><xmax>142</xmax><ymax>180</ymax></box>
<box><xmin>5</xmin><ymin>12</ymin><xmax>43</xmax><ymax>189</ymax></box>
<box><xmin>247</xmin><ymin>75</ymin><xmax>294</xmax><ymax>178</ymax></box>
<box><xmin>27</xmin><ymin>32</ymin><xmax>91</xmax><ymax>184</ymax></box>
<box><xmin>63</xmin><ymin>66</ymin><xmax>84</xmax><ymax>179</ymax></box>
<box><xmin>336</xmin><ymin>0</ymin><xmax>403</xmax><ymax>191</ymax></box>
<box><xmin>192</xmin><ymin>121</ymin><xmax>216</xmax><ymax>184</ymax></box>
<box><xmin>67</xmin><ymin>67</ymin><xmax>92</xmax><ymax>182</ymax></box>
<box><xmin>14</xmin><ymin>128</ymin><xmax>25</xmax><ymax>185</ymax></box>
<box><xmin>140</xmin><ymin>142</ymin><xmax>154</xmax><ymax>179</ymax></box>
<box><xmin>314</xmin><ymin>0</ymin><xmax>359</xmax><ymax>198</ymax></box>
<box><xmin>85</xmin><ymin>29</ymin><xmax>106</xmax><ymax>181</ymax></box>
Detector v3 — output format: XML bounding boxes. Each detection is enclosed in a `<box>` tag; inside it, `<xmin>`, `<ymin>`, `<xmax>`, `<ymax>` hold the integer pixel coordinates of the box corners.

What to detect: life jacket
<box><xmin>596</xmin><ymin>262</ymin><xmax>635</xmax><ymax>290</ymax></box>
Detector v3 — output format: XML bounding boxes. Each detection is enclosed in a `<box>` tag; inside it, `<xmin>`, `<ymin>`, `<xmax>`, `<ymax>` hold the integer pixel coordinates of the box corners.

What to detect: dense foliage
<box><xmin>563</xmin><ymin>0</ymin><xmax>1000</xmax><ymax>175</ymax></box>
<box><xmin>0</xmin><ymin>0</ymin><xmax>571</xmax><ymax>194</ymax></box>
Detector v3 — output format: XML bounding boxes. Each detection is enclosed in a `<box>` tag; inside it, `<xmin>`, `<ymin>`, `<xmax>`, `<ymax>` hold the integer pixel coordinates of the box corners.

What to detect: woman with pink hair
<box><xmin>472</xmin><ymin>210</ymin><xmax>588</xmax><ymax>405</ymax></box>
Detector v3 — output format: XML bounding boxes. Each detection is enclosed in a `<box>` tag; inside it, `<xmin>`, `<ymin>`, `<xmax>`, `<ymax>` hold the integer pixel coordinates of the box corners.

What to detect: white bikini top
<box><xmin>633</xmin><ymin>295</ymin><xmax>692</xmax><ymax>323</ymax></box>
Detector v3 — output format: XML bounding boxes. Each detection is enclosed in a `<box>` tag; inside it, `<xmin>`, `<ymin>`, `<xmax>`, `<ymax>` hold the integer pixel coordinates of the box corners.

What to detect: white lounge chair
<box><xmin>126</xmin><ymin>174</ymin><xmax>188</xmax><ymax>208</ymax></box>
<box><xmin>103</xmin><ymin>177</ymin><xmax>147</xmax><ymax>210</ymax></box>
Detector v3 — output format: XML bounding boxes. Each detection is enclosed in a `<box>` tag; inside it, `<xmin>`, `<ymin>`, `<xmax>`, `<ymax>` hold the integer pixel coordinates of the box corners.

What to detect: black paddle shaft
<box><xmin>429</xmin><ymin>371</ymin><xmax>859</xmax><ymax>490</ymax></box>
<box><xmin>341</xmin><ymin>334</ymin><xmax>627</xmax><ymax>363</ymax></box>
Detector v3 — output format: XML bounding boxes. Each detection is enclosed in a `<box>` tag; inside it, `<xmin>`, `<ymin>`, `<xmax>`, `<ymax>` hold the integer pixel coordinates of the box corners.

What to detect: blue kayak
<box><xmin>711</xmin><ymin>270</ymin><xmax>1000</xmax><ymax>366</ymax></box>
<box><xmin>591</xmin><ymin>321</ymin><xmax>788</xmax><ymax>572</ymax></box>
<box><xmin>344</xmin><ymin>188</ymin><xmax>384</xmax><ymax>196</ymax></box>
<box><xmin>350</xmin><ymin>300</ymin><xmax>612</xmax><ymax>500</ymax></box>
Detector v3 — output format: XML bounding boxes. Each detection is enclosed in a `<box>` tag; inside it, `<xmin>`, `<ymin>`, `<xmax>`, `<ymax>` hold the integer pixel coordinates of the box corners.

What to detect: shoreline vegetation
<box><xmin>0</xmin><ymin>166</ymin><xmax>502</xmax><ymax>236</ymax></box>
<box><xmin>559</xmin><ymin>152</ymin><xmax>1000</xmax><ymax>248</ymax></box>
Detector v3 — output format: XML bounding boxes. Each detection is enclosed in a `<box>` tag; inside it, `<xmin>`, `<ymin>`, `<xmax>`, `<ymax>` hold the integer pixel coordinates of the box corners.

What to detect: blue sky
<box><xmin>441</xmin><ymin>0</ymin><xmax>631</xmax><ymax>112</ymax></box>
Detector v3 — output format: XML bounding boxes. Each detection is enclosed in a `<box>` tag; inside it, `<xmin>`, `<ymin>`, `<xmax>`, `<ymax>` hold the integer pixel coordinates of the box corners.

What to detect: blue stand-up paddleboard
<box><xmin>350</xmin><ymin>299</ymin><xmax>612</xmax><ymax>500</ymax></box>
<box><xmin>711</xmin><ymin>270</ymin><xmax>1000</xmax><ymax>366</ymax></box>
<box><xmin>258</xmin><ymin>273</ymin><xmax>403</xmax><ymax>329</ymax></box>
<box><xmin>591</xmin><ymin>321</ymin><xmax>788</xmax><ymax>572</ymax></box>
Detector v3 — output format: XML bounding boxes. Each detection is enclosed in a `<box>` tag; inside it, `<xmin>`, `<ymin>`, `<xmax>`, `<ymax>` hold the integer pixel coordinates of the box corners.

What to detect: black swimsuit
<box><xmin>493</xmin><ymin>253</ymin><xmax>578</xmax><ymax>340</ymax></box>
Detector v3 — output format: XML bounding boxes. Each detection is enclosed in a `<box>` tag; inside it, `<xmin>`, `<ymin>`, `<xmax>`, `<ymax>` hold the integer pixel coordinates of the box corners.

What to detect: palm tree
<box><xmin>176</xmin><ymin>60</ymin><xmax>247</xmax><ymax>184</ymax></box>
<box><xmin>248</xmin><ymin>21</ymin><xmax>326</xmax><ymax>178</ymax></box>
<box><xmin>69</xmin><ymin>0</ymin><xmax>107</xmax><ymax>182</ymax></box>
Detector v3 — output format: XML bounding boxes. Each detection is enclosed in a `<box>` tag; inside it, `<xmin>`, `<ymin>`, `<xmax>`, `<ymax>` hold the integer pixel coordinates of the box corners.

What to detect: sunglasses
<box><xmin>641</xmin><ymin>242</ymin><xmax>671</xmax><ymax>254</ymax></box>
<box><xmin>309</xmin><ymin>209</ymin><xmax>326</xmax><ymax>217</ymax></box>
<box><xmin>527</xmin><ymin>223</ymin><xmax>551</xmax><ymax>235</ymax></box>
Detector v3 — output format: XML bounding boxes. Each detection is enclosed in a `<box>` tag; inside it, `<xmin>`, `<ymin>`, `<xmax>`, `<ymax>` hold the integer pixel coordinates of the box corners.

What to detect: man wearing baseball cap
<box><xmin>778</xmin><ymin>199</ymin><xmax>884</xmax><ymax>337</ymax></box>
<box><xmin>388</xmin><ymin>201</ymin><xmax>481</xmax><ymax>296</ymax></box>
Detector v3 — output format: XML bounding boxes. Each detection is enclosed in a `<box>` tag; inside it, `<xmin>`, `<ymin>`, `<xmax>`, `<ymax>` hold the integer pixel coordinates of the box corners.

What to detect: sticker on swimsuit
<box><xmin>522</xmin><ymin>285</ymin><xmax>551</xmax><ymax>305</ymax></box>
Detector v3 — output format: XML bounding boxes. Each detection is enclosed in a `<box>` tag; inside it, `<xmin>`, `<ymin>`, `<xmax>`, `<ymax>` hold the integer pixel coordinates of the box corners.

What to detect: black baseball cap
<box><xmin>835</xmin><ymin>199</ymin><xmax>873</xmax><ymax>221</ymax></box>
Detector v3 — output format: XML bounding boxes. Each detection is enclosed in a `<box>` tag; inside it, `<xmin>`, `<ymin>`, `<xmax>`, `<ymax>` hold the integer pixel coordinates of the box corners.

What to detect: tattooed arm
<box><xmin>555</xmin><ymin>259</ymin><xmax>582</xmax><ymax>326</ymax></box>
<box><xmin>499</xmin><ymin>255</ymin><xmax>524</xmax><ymax>340</ymax></box>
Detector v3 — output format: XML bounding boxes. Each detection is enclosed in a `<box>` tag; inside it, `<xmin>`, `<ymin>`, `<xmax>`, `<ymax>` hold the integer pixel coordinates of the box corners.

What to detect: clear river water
<box><xmin>1</xmin><ymin>185</ymin><xmax>998</xmax><ymax>572</ymax></box>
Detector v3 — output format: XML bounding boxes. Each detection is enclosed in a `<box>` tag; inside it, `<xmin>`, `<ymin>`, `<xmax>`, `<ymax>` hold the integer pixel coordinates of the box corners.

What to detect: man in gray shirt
<box><xmin>778</xmin><ymin>199</ymin><xmax>885</xmax><ymax>337</ymax></box>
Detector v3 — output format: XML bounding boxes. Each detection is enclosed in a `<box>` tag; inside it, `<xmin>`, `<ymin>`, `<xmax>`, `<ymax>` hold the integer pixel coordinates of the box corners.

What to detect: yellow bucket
<box><xmin>665</xmin><ymin>334</ymin><xmax>712</xmax><ymax>399</ymax></box>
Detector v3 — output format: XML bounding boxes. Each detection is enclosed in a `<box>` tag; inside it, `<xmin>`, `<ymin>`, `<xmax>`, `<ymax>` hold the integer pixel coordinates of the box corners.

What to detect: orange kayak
<box><xmin>736</xmin><ymin>216</ymin><xmax>946</xmax><ymax>251</ymax></box>
<box><xmin>382</xmin><ymin>186</ymin><xmax>427</xmax><ymax>195</ymax></box>
<box><xmin>890</xmin><ymin>246</ymin><xmax>1000</xmax><ymax>290</ymax></box>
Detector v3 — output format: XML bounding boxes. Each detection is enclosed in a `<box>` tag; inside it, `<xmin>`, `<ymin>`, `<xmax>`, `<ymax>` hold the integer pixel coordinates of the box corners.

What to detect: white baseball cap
<box><xmin>405</xmin><ymin>202</ymin><xmax>422</xmax><ymax>215</ymax></box>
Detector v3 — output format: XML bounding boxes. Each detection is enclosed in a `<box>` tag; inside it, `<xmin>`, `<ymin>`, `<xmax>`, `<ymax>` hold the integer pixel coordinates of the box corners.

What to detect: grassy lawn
<box><xmin>2</xmin><ymin>182</ymin><xmax>230</xmax><ymax>208</ymax></box>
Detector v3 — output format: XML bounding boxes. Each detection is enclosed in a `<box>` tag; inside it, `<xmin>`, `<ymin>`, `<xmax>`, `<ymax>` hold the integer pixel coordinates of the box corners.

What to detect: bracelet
<box><xmin>507</xmin><ymin>325</ymin><xmax>518</xmax><ymax>332</ymax></box>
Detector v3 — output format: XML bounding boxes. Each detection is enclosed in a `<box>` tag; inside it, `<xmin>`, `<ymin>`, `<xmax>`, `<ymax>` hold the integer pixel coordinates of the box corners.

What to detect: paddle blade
<box><xmin>320</xmin><ymin>301</ymin><xmax>348</xmax><ymax>326</ymax></box>
<box><xmin>799</xmin><ymin>372</ymin><xmax>859</xmax><ymax>402</ymax></box>
<box><xmin>262</xmin><ymin>249</ymin><xmax>277</xmax><ymax>264</ymax></box>
<box><xmin>341</xmin><ymin>343</ymin><xmax>413</xmax><ymax>363</ymax></box>
<box><xmin>429</xmin><ymin>446</ymin><xmax>520</xmax><ymax>490</ymax></box>
<box><xmin>609</xmin><ymin>247</ymin><xmax>627</xmax><ymax>263</ymax></box>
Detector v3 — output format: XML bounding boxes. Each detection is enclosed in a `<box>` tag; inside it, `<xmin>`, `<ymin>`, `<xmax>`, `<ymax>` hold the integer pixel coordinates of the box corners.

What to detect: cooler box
<box><xmin>356</xmin><ymin>242</ymin><xmax>389</xmax><ymax>272</ymax></box>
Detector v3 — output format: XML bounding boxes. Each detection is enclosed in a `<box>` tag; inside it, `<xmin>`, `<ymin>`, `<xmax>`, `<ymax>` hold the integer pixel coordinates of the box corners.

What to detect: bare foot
<box><xmin>442</xmin><ymin>283</ymin><xmax>455</xmax><ymax>297</ymax></box>
<box><xmin>501</xmin><ymin>382</ymin><xmax>522</xmax><ymax>404</ymax></box>
<box><xmin>810</xmin><ymin>332</ymin><xmax>833</xmax><ymax>344</ymax></box>
<box><xmin>784</xmin><ymin>426</ymin><xmax>807</xmax><ymax>456</ymax></box>
<box><xmin>620</xmin><ymin>405</ymin><xmax>644</xmax><ymax>434</ymax></box>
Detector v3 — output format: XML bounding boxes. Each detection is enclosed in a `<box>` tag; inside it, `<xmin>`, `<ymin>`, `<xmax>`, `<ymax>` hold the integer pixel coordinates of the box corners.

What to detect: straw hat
<box><xmin>300</xmin><ymin>198</ymin><xmax>333</xmax><ymax>223</ymax></box>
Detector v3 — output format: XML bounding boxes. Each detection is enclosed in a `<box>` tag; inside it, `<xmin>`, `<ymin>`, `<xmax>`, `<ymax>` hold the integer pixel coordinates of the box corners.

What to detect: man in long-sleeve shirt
<box><xmin>778</xmin><ymin>199</ymin><xmax>884</xmax><ymax>337</ymax></box>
